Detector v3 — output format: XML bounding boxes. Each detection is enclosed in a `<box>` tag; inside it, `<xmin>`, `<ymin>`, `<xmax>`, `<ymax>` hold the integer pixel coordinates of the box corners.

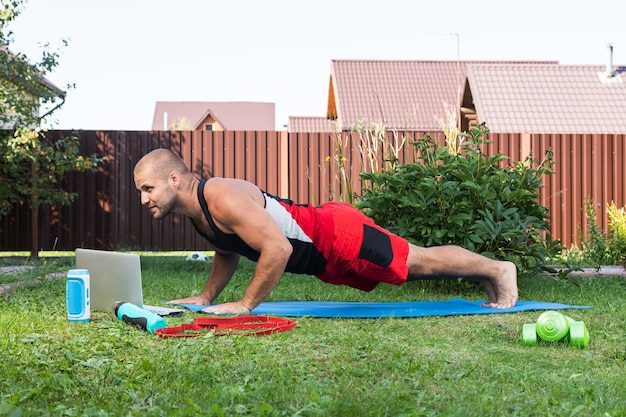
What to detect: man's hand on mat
<box><xmin>168</xmin><ymin>294</ymin><xmax>210</xmax><ymax>306</ymax></box>
<box><xmin>202</xmin><ymin>301</ymin><xmax>251</xmax><ymax>315</ymax></box>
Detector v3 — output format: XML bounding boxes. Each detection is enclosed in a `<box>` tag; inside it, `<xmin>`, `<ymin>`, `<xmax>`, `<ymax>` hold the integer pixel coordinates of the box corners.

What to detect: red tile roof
<box><xmin>467</xmin><ymin>64</ymin><xmax>626</xmax><ymax>133</ymax></box>
<box><xmin>287</xmin><ymin>116</ymin><xmax>335</xmax><ymax>133</ymax></box>
<box><xmin>328</xmin><ymin>60</ymin><xmax>557</xmax><ymax>131</ymax></box>
<box><xmin>152</xmin><ymin>101</ymin><xmax>275</xmax><ymax>131</ymax></box>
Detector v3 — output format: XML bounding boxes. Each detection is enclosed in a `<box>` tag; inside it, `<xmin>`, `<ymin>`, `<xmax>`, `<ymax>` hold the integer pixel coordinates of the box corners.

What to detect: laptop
<box><xmin>75</xmin><ymin>248</ymin><xmax>184</xmax><ymax>316</ymax></box>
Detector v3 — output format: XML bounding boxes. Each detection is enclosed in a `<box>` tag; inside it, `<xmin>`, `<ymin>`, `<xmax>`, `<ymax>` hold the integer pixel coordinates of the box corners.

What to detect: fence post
<box><xmin>521</xmin><ymin>132</ymin><xmax>531</xmax><ymax>163</ymax></box>
<box><xmin>279</xmin><ymin>131</ymin><xmax>289</xmax><ymax>198</ymax></box>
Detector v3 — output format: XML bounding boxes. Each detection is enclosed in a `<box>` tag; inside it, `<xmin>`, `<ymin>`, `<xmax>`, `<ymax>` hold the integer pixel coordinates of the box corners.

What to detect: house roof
<box><xmin>466</xmin><ymin>64</ymin><xmax>626</xmax><ymax>134</ymax></box>
<box><xmin>327</xmin><ymin>60</ymin><xmax>558</xmax><ymax>131</ymax></box>
<box><xmin>152</xmin><ymin>101</ymin><xmax>275</xmax><ymax>130</ymax></box>
<box><xmin>288</xmin><ymin>116</ymin><xmax>335</xmax><ymax>133</ymax></box>
<box><xmin>0</xmin><ymin>46</ymin><xmax>64</xmax><ymax>98</ymax></box>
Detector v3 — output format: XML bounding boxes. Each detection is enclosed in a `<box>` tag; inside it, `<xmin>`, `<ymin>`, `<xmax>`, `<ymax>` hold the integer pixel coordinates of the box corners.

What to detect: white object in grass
<box><xmin>186</xmin><ymin>252</ymin><xmax>208</xmax><ymax>261</ymax></box>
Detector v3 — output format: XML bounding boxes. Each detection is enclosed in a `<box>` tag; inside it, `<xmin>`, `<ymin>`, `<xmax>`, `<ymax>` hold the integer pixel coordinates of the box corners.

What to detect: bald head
<box><xmin>134</xmin><ymin>149</ymin><xmax>194</xmax><ymax>219</ymax></box>
<box><xmin>134</xmin><ymin>149</ymin><xmax>190</xmax><ymax>181</ymax></box>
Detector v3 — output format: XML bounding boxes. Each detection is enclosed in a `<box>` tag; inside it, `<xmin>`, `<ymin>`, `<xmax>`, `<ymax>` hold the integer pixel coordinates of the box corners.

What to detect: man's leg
<box><xmin>405</xmin><ymin>244</ymin><xmax>518</xmax><ymax>308</ymax></box>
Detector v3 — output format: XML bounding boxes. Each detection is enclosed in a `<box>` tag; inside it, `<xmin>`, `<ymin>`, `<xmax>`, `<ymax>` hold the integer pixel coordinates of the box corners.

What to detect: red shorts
<box><xmin>313</xmin><ymin>203</ymin><xmax>409</xmax><ymax>291</ymax></box>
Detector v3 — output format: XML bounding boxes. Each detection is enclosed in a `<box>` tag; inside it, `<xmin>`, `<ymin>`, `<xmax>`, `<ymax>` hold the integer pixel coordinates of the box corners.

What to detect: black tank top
<box><xmin>191</xmin><ymin>180</ymin><xmax>327</xmax><ymax>275</ymax></box>
<box><xmin>192</xmin><ymin>180</ymin><xmax>261</xmax><ymax>262</ymax></box>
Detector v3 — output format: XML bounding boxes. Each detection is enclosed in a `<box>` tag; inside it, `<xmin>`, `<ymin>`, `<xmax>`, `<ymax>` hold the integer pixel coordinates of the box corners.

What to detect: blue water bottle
<box><xmin>66</xmin><ymin>269</ymin><xmax>90</xmax><ymax>322</ymax></box>
<box><xmin>113</xmin><ymin>302</ymin><xmax>167</xmax><ymax>334</ymax></box>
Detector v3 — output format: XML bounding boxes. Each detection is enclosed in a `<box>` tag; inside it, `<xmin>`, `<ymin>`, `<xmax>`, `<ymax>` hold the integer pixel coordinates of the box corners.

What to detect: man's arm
<box><xmin>201</xmin><ymin>179</ymin><xmax>293</xmax><ymax>315</ymax></box>
<box><xmin>168</xmin><ymin>249</ymin><xmax>240</xmax><ymax>306</ymax></box>
<box><xmin>201</xmin><ymin>219</ymin><xmax>293</xmax><ymax>315</ymax></box>
<box><xmin>204</xmin><ymin>236</ymin><xmax>292</xmax><ymax>314</ymax></box>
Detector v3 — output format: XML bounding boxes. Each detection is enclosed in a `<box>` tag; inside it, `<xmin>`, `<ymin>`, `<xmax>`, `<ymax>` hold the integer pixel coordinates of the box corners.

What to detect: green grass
<box><xmin>1</xmin><ymin>255</ymin><xmax>625</xmax><ymax>416</ymax></box>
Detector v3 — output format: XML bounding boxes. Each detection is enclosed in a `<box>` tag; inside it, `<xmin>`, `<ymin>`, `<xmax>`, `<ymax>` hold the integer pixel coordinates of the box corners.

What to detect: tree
<box><xmin>1</xmin><ymin>0</ymin><xmax>105</xmax><ymax>256</ymax></box>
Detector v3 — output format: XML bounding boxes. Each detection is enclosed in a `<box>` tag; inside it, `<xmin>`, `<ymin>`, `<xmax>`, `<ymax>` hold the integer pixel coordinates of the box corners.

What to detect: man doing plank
<box><xmin>134</xmin><ymin>149</ymin><xmax>518</xmax><ymax>315</ymax></box>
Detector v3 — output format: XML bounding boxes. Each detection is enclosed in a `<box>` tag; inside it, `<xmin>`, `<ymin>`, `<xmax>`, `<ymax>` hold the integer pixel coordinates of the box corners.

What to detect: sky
<box><xmin>7</xmin><ymin>0</ymin><xmax>626</xmax><ymax>131</ymax></box>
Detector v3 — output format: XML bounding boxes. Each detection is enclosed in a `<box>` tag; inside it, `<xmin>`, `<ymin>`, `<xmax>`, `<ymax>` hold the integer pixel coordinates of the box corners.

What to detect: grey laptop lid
<box><xmin>75</xmin><ymin>248</ymin><xmax>144</xmax><ymax>312</ymax></box>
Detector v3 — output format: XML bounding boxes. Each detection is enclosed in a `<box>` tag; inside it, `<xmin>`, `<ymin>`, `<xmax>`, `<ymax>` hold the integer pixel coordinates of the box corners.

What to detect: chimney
<box><xmin>606</xmin><ymin>43</ymin><xmax>614</xmax><ymax>77</ymax></box>
<box><xmin>163</xmin><ymin>112</ymin><xmax>168</xmax><ymax>130</ymax></box>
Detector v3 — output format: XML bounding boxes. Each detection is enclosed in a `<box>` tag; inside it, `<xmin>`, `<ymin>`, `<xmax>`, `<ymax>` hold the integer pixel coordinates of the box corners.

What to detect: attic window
<box><xmin>204</xmin><ymin>124</ymin><xmax>213</xmax><ymax>131</ymax></box>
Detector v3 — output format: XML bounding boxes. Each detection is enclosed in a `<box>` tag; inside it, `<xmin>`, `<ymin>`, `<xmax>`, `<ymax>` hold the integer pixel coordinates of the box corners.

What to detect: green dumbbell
<box><xmin>536</xmin><ymin>311</ymin><xmax>570</xmax><ymax>342</ymax></box>
<box><xmin>520</xmin><ymin>323</ymin><xmax>538</xmax><ymax>346</ymax></box>
<box><xmin>568</xmin><ymin>320</ymin><xmax>590</xmax><ymax>348</ymax></box>
<box><xmin>520</xmin><ymin>311</ymin><xmax>590</xmax><ymax>348</ymax></box>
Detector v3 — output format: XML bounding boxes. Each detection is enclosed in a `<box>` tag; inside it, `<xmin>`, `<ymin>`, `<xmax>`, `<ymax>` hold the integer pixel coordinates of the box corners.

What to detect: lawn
<box><xmin>1</xmin><ymin>254</ymin><xmax>625</xmax><ymax>416</ymax></box>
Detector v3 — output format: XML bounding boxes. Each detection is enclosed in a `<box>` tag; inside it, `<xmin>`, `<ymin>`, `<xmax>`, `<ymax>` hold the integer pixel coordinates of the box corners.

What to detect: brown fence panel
<box><xmin>287</xmin><ymin>132</ymin><xmax>334</xmax><ymax>205</ymax></box>
<box><xmin>1</xmin><ymin>130</ymin><xmax>624</xmax><ymax>252</ymax></box>
<box><xmin>0</xmin><ymin>202</ymin><xmax>28</xmax><ymax>250</ymax></box>
<box><xmin>522</xmin><ymin>133</ymin><xmax>626</xmax><ymax>249</ymax></box>
<box><xmin>36</xmin><ymin>130</ymin><xmax>114</xmax><ymax>251</ymax></box>
<box><xmin>484</xmin><ymin>132</ymin><xmax>523</xmax><ymax>163</ymax></box>
<box><xmin>0</xmin><ymin>130</ymin><xmax>285</xmax><ymax>251</ymax></box>
<box><xmin>335</xmin><ymin>130</ymin><xmax>624</xmax><ymax>250</ymax></box>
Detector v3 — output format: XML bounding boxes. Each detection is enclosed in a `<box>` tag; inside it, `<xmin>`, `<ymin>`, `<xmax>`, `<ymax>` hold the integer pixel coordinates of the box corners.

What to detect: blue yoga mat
<box><xmin>175</xmin><ymin>298</ymin><xmax>591</xmax><ymax>318</ymax></box>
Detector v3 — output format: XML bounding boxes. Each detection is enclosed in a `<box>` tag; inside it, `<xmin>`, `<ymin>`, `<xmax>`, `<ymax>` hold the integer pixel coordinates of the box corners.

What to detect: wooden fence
<box><xmin>1</xmin><ymin>130</ymin><xmax>624</xmax><ymax>251</ymax></box>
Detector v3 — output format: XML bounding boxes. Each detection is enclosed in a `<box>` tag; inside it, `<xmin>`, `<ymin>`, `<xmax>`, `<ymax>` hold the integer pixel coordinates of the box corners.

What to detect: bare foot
<box><xmin>481</xmin><ymin>278</ymin><xmax>498</xmax><ymax>305</ymax></box>
<box><xmin>481</xmin><ymin>261</ymin><xmax>518</xmax><ymax>308</ymax></box>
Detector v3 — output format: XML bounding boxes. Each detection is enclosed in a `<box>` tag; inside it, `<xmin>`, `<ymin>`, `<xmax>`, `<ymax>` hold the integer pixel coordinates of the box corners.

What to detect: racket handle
<box><xmin>113</xmin><ymin>302</ymin><xmax>166</xmax><ymax>334</ymax></box>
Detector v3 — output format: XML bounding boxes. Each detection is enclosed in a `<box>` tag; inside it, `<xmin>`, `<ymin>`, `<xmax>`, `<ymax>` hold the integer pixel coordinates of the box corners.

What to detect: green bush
<box><xmin>356</xmin><ymin>124</ymin><xmax>564</xmax><ymax>273</ymax></box>
<box><xmin>577</xmin><ymin>200</ymin><xmax>626</xmax><ymax>267</ymax></box>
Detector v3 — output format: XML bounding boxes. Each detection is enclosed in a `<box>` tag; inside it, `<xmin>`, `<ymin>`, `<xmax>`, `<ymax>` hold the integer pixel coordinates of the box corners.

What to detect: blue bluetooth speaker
<box><xmin>66</xmin><ymin>269</ymin><xmax>90</xmax><ymax>322</ymax></box>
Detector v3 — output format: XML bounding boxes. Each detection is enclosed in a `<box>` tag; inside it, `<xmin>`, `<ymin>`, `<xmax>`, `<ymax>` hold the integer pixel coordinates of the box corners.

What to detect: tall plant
<box><xmin>357</xmin><ymin>124</ymin><xmax>564</xmax><ymax>273</ymax></box>
<box><xmin>577</xmin><ymin>200</ymin><xmax>626</xmax><ymax>267</ymax></box>
<box><xmin>606</xmin><ymin>202</ymin><xmax>626</xmax><ymax>265</ymax></box>
<box><xmin>326</xmin><ymin>117</ymin><xmax>407</xmax><ymax>204</ymax></box>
